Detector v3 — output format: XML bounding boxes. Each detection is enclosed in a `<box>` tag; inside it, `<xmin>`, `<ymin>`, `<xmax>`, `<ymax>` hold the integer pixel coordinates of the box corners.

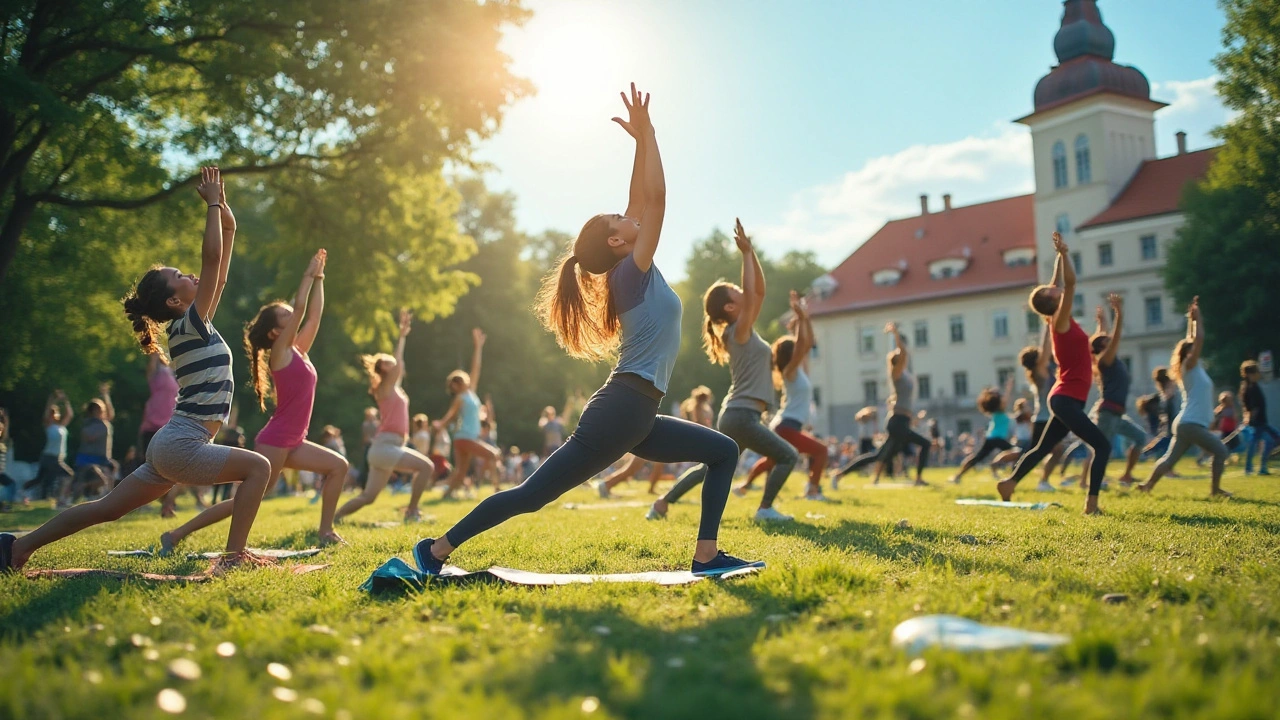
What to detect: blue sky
<box><xmin>473</xmin><ymin>0</ymin><xmax>1229</xmax><ymax>277</ymax></box>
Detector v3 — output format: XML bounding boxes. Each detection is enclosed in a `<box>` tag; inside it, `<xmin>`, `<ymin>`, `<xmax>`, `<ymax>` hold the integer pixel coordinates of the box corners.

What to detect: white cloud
<box><xmin>1152</xmin><ymin>76</ymin><xmax>1231</xmax><ymax>154</ymax></box>
<box><xmin>760</xmin><ymin>125</ymin><xmax>1034</xmax><ymax>267</ymax></box>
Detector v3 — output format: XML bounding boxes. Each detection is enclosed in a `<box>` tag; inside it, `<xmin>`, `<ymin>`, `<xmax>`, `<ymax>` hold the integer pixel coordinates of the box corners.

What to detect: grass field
<box><xmin>2</xmin><ymin>462</ymin><xmax>1278</xmax><ymax>719</ymax></box>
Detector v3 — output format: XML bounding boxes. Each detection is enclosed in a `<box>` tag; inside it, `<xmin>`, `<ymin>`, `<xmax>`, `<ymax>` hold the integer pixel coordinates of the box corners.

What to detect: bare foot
<box><xmin>318</xmin><ymin>531</ymin><xmax>347</xmax><ymax>547</ymax></box>
<box><xmin>160</xmin><ymin>506</ymin><xmax>176</xmax><ymax>519</ymax></box>
<box><xmin>914</xmin><ymin>479</ymin><xmax>929</xmax><ymax>487</ymax></box>
<box><xmin>1211</xmin><ymin>488</ymin><xmax>1233</xmax><ymax>499</ymax></box>
<box><xmin>158</xmin><ymin>532</ymin><xmax>177</xmax><ymax>557</ymax></box>
<box><xmin>1083</xmin><ymin>506</ymin><xmax>1105</xmax><ymax>516</ymax></box>
<box><xmin>1136</xmin><ymin>482</ymin><xmax>1154</xmax><ymax>493</ymax></box>
<box><xmin>1084</xmin><ymin>496</ymin><xmax>1103</xmax><ymax>515</ymax></box>
<box><xmin>404</xmin><ymin>508</ymin><xmax>421</xmax><ymax>523</ymax></box>
<box><xmin>948</xmin><ymin>474</ymin><xmax>961</xmax><ymax>485</ymax></box>
<box><xmin>209</xmin><ymin>550</ymin><xmax>277</xmax><ymax>575</ymax></box>
<box><xmin>996</xmin><ymin>479</ymin><xmax>1016</xmax><ymax>502</ymax></box>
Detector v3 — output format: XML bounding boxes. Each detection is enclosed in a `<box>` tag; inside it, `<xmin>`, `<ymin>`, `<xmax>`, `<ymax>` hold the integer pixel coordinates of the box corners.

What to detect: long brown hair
<box><xmin>121</xmin><ymin>266</ymin><xmax>180</xmax><ymax>355</ymax></box>
<box><xmin>244</xmin><ymin>302</ymin><xmax>288</xmax><ymax>411</ymax></box>
<box><xmin>1170</xmin><ymin>339</ymin><xmax>1194</xmax><ymax>383</ymax></box>
<box><xmin>772</xmin><ymin>336</ymin><xmax>796</xmax><ymax>390</ymax></box>
<box><xmin>535</xmin><ymin>215</ymin><xmax>623</xmax><ymax>361</ymax></box>
<box><xmin>702</xmin><ymin>282</ymin><xmax>736</xmax><ymax>365</ymax></box>
<box><xmin>1019</xmin><ymin>346</ymin><xmax>1041</xmax><ymax>387</ymax></box>
<box><xmin>360</xmin><ymin>353</ymin><xmax>394</xmax><ymax>397</ymax></box>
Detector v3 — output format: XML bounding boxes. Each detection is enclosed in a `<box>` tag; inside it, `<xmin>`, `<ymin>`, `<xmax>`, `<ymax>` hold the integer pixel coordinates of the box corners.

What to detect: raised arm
<box><xmin>1098</xmin><ymin>294</ymin><xmax>1124</xmax><ymax>367</ymax></box>
<box><xmin>1002</xmin><ymin>370</ymin><xmax>1016</xmax><ymax>404</ymax></box>
<box><xmin>1051</xmin><ymin>232</ymin><xmax>1075</xmax><ymax>333</ymax></box>
<box><xmin>207</xmin><ymin>177</ymin><xmax>237</xmax><ymax>321</ymax></box>
<box><xmin>99</xmin><ymin>382</ymin><xmax>115</xmax><ymax>423</ymax></box>
<box><xmin>192</xmin><ymin>167</ymin><xmax>225</xmax><ymax>323</ymax></box>
<box><xmin>382</xmin><ymin>309</ymin><xmax>411</xmax><ymax>389</ymax></box>
<box><xmin>469</xmin><ymin>328</ymin><xmax>487</xmax><ymax>392</ymax></box>
<box><xmin>781</xmin><ymin>292</ymin><xmax>811</xmax><ymax>381</ymax></box>
<box><xmin>612</xmin><ymin>84</ymin><xmax>664</xmax><ymax>272</ymax></box>
<box><xmin>273</xmin><ymin>250</ymin><xmax>324</xmax><ymax>362</ymax></box>
<box><xmin>1094</xmin><ymin>304</ymin><xmax>1109</xmax><ymax>335</ymax></box>
<box><xmin>59</xmin><ymin>393</ymin><xmax>73</xmax><ymax>427</ymax></box>
<box><xmin>1183</xmin><ymin>296</ymin><xmax>1203</xmax><ymax>370</ymax></box>
<box><xmin>614</xmin><ymin>87</ymin><xmax>647</xmax><ymax>220</ymax></box>
<box><xmin>886</xmin><ymin>322</ymin><xmax>907</xmax><ymax>379</ymax></box>
<box><xmin>294</xmin><ymin>250</ymin><xmax>327</xmax><ymax>354</ymax></box>
<box><xmin>1036</xmin><ymin>322</ymin><xmax>1052</xmax><ymax>376</ymax></box>
<box><xmin>732</xmin><ymin>219</ymin><xmax>764</xmax><ymax>343</ymax></box>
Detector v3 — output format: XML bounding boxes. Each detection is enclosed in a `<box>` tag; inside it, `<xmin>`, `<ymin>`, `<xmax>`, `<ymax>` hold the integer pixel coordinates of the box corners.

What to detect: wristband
<box><xmin>207</xmin><ymin>204</ymin><xmax>221</xmax><ymax>209</ymax></box>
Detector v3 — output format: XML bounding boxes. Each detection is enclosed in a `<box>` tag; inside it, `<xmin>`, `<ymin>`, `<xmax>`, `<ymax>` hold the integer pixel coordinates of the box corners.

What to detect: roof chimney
<box><xmin>1176</xmin><ymin>131</ymin><xmax>1187</xmax><ymax>155</ymax></box>
<box><xmin>920</xmin><ymin>194</ymin><xmax>929</xmax><ymax>216</ymax></box>
<box><xmin>943</xmin><ymin>193</ymin><xmax>953</xmax><ymax>212</ymax></box>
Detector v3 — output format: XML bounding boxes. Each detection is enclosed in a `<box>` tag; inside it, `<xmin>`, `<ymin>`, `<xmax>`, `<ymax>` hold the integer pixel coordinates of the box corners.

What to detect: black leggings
<box><xmin>837</xmin><ymin>414</ymin><xmax>928</xmax><ymax>478</ymax></box>
<box><xmin>444</xmin><ymin>376</ymin><xmax>739</xmax><ymax>546</ymax></box>
<box><xmin>1007</xmin><ymin>395</ymin><xmax>1111</xmax><ymax>495</ymax></box>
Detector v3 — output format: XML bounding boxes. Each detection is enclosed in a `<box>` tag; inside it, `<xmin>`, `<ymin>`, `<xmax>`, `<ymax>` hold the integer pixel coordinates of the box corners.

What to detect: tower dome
<box><xmin>1031</xmin><ymin>0</ymin><xmax>1153</xmax><ymax>112</ymax></box>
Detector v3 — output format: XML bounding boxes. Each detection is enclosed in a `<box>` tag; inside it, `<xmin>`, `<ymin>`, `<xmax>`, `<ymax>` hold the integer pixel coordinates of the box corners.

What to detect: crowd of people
<box><xmin>1</xmin><ymin>86</ymin><xmax>1275</xmax><ymax>578</ymax></box>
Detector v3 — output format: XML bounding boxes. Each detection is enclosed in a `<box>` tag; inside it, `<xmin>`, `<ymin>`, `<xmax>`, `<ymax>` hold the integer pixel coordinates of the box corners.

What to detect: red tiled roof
<box><xmin>810</xmin><ymin>195</ymin><xmax>1037</xmax><ymax>317</ymax></box>
<box><xmin>1077</xmin><ymin>147</ymin><xmax>1218</xmax><ymax>230</ymax></box>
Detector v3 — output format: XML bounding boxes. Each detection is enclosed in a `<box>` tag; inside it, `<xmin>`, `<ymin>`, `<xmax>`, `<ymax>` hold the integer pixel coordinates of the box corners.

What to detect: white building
<box><xmin>808</xmin><ymin>0</ymin><xmax>1215</xmax><ymax>440</ymax></box>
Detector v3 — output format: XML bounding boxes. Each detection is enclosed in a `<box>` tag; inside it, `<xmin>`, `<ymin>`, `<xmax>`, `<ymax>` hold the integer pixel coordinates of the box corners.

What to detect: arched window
<box><xmin>1052</xmin><ymin>141</ymin><xmax>1068</xmax><ymax>189</ymax></box>
<box><xmin>1075</xmin><ymin>134</ymin><xmax>1092</xmax><ymax>184</ymax></box>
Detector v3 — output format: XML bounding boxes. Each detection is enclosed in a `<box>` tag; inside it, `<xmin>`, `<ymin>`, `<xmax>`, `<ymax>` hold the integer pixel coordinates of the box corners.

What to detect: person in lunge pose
<box><xmin>648</xmin><ymin>218</ymin><xmax>801</xmax><ymax>522</ymax></box>
<box><xmin>410</xmin><ymin>85</ymin><xmax>759</xmax><ymax>577</ymax></box>
<box><xmin>1075</xmin><ymin>296</ymin><xmax>1147</xmax><ymax>486</ymax></box>
<box><xmin>2</xmin><ymin>167</ymin><xmax>275</xmax><ymax>572</ymax></box>
<box><xmin>158</xmin><ymin>250</ymin><xmax>350</xmax><ymax>552</ymax></box>
<box><xmin>833</xmin><ymin>322</ymin><xmax>930</xmax><ymax>486</ymax></box>
<box><xmin>437</xmin><ymin>329</ymin><xmax>502</xmax><ymax>497</ymax></box>
<box><xmin>1139</xmin><ymin>298</ymin><xmax>1230</xmax><ymax>497</ymax></box>
<box><xmin>949</xmin><ymin>373</ymin><xmax>1015</xmax><ymax>484</ymax></box>
<box><xmin>996</xmin><ymin>232</ymin><xmax>1110</xmax><ymax>514</ymax></box>
<box><xmin>732</xmin><ymin>292</ymin><xmax>828</xmax><ymax>500</ymax></box>
<box><xmin>1239</xmin><ymin>359</ymin><xmax>1279</xmax><ymax>475</ymax></box>
<box><xmin>334</xmin><ymin>309</ymin><xmax>435</xmax><ymax>523</ymax></box>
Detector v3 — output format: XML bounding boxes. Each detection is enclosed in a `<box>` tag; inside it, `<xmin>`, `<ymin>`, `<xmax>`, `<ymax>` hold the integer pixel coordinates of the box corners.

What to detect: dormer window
<box><xmin>872</xmin><ymin>268</ymin><xmax>903</xmax><ymax>286</ymax></box>
<box><xmin>929</xmin><ymin>258</ymin><xmax>968</xmax><ymax>280</ymax></box>
<box><xmin>1003</xmin><ymin>248</ymin><xmax>1036</xmax><ymax>267</ymax></box>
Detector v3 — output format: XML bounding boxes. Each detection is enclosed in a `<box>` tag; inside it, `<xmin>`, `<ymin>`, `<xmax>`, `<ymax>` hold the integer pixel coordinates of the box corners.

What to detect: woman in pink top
<box><xmin>335</xmin><ymin>308</ymin><xmax>435</xmax><ymax>523</ymax></box>
<box><xmin>159</xmin><ymin>250</ymin><xmax>350</xmax><ymax>550</ymax></box>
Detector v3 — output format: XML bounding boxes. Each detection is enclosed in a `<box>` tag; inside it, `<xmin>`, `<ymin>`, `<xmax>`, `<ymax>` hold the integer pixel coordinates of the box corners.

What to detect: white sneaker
<box><xmin>731</xmin><ymin>486</ymin><xmax>748</xmax><ymax>498</ymax></box>
<box><xmin>754</xmin><ymin>507</ymin><xmax>794</xmax><ymax>522</ymax></box>
<box><xmin>594</xmin><ymin>480</ymin><xmax>611</xmax><ymax>500</ymax></box>
<box><xmin>1035</xmin><ymin>481</ymin><xmax>1056</xmax><ymax>493</ymax></box>
<box><xmin>645</xmin><ymin>502</ymin><xmax>666</xmax><ymax>521</ymax></box>
<box><xmin>804</xmin><ymin>492</ymin><xmax>832</xmax><ymax>503</ymax></box>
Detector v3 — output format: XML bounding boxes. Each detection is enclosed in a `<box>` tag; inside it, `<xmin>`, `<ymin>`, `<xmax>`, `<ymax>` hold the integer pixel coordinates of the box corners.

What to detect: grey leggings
<box><xmin>1155</xmin><ymin>422</ymin><xmax>1227</xmax><ymax>475</ymax></box>
<box><xmin>664</xmin><ymin>406</ymin><xmax>799</xmax><ymax>508</ymax></box>
<box><xmin>444</xmin><ymin>376</ymin><xmax>739</xmax><ymax>546</ymax></box>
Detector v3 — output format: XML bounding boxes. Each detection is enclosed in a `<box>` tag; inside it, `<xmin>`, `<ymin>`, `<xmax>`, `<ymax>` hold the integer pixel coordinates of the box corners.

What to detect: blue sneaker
<box><xmin>691</xmin><ymin>551</ymin><xmax>764</xmax><ymax>577</ymax></box>
<box><xmin>412</xmin><ymin>538</ymin><xmax>446</xmax><ymax>576</ymax></box>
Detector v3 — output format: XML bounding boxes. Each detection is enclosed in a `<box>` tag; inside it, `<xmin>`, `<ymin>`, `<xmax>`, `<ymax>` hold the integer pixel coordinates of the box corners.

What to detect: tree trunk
<box><xmin>0</xmin><ymin>195</ymin><xmax>36</xmax><ymax>286</ymax></box>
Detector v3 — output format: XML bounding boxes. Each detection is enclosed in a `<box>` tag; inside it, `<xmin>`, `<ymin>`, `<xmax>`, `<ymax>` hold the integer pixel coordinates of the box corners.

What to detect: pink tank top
<box><xmin>255</xmin><ymin>348</ymin><xmax>318</xmax><ymax>448</ymax></box>
<box><xmin>378</xmin><ymin>385</ymin><xmax>410</xmax><ymax>437</ymax></box>
<box><xmin>141</xmin><ymin>364</ymin><xmax>179</xmax><ymax>432</ymax></box>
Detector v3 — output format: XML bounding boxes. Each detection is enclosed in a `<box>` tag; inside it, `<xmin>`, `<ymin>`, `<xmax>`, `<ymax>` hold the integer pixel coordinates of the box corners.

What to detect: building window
<box><xmin>1071</xmin><ymin>251</ymin><xmax>1082</xmax><ymax>274</ymax></box>
<box><xmin>1056</xmin><ymin>213</ymin><xmax>1071</xmax><ymax>237</ymax></box>
<box><xmin>918</xmin><ymin>374</ymin><xmax>932</xmax><ymax>400</ymax></box>
<box><xmin>1140</xmin><ymin>234</ymin><xmax>1158</xmax><ymax>260</ymax></box>
<box><xmin>953</xmin><ymin>371</ymin><xmax>969</xmax><ymax>398</ymax></box>
<box><xmin>1026</xmin><ymin>310</ymin><xmax>1040</xmax><ymax>334</ymax></box>
<box><xmin>914</xmin><ymin>321</ymin><xmax>929</xmax><ymax>348</ymax></box>
<box><xmin>957</xmin><ymin>419</ymin><xmax>973</xmax><ymax>435</ymax></box>
<box><xmin>949</xmin><ymin>315</ymin><xmax>965</xmax><ymax>344</ymax></box>
<box><xmin>1052</xmin><ymin>141</ymin><xmax>1068</xmax><ymax>189</ymax></box>
<box><xmin>1075</xmin><ymin>134</ymin><xmax>1092</xmax><ymax>184</ymax></box>
<box><xmin>1074</xmin><ymin>293</ymin><xmax>1085</xmax><ymax>318</ymax></box>
<box><xmin>860</xmin><ymin>328</ymin><xmax>875</xmax><ymax>355</ymax></box>
<box><xmin>1098</xmin><ymin>242</ymin><xmax>1113</xmax><ymax>267</ymax></box>
<box><xmin>997</xmin><ymin>367</ymin><xmax>1015</xmax><ymax>388</ymax></box>
<box><xmin>863</xmin><ymin>380</ymin><xmax>878</xmax><ymax>405</ymax></box>
<box><xmin>993</xmin><ymin>311</ymin><xmax>1009</xmax><ymax>339</ymax></box>
<box><xmin>1145</xmin><ymin>296</ymin><xmax>1163</xmax><ymax>327</ymax></box>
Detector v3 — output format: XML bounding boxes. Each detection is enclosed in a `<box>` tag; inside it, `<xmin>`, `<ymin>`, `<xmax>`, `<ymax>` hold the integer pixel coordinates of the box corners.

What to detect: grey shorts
<box><xmin>1096</xmin><ymin>410</ymin><xmax>1147</xmax><ymax>446</ymax></box>
<box><xmin>132</xmin><ymin>415</ymin><xmax>232</xmax><ymax>486</ymax></box>
<box><xmin>366</xmin><ymin>432</ymin><xmax>408</xmax><ymax>470</ymax></box>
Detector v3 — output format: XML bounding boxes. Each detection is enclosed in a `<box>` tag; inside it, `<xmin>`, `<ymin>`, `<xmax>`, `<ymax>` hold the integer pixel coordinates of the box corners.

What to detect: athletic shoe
<box><xmin>691</xmin><ymin>550</ymin><xmax>765</xmax><ymax>577</ymax></box>
<box><xmin>0</xmin><ymin>532</ymin><xmax>15</xmax><ymax>573</ymax></box>
<box><xmin>804</xmin><ymin>492</ymin><xmax>832</xmax><ymax>502</ymax></box>
<box><xmin>1260</xmin><ymin>469</ymin><xmax>1272</xmax><ymax>476</ymax></box>
<box><xmin>645</xmin><ymin>502</ymin><xmax>666</xmax><ymax>521</ymax></box>
<box><xmin>731</xmin><ymin>486</ymin><xmax>748</xmax><ymax>498</ymax></box>
<box><xmin>1035</xmin><ymin>481</ymin><xmax>1056</xmax><ymax>493</ymax></box>
<box><xmin>830</xmin><ymin>476</ymin><xmax>840</xmax><ymax>491</ymax></box>
<box><xmin>412</xmin><ymin>538</ymin><xmax>446</xmax><ymax>576</ymax></box>
<box><xmin>594</xmin><ymin>480</ymin><xmax>612</xmax><ymax>500</ymax></box>
<box><xmin>754</xmin><ymin>507</ymin><xmax>794</xmax><ymax>522</ymax></box>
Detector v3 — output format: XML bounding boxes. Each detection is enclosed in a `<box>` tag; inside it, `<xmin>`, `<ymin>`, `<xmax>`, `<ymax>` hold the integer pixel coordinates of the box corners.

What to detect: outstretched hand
<box><xmin>197</xmin><ymin>167</ymin><xmax>221</xmax><ymax>205</ymax></box>
<box><xmin>1107</xmin><ymin>293</ymin><xmax>1122</xmax><ymax>313</ymax></box>
<box><xmin>1187</xmin><ymin>295</ymin><xmax>1200</xmax><ymax>319</ymax></box>
<box><xmin>398</xmin><ymin>308</ymin><xmax>413</xmax><ymax>337</ymax></box>
<box><xmin>611</xmin><ymin>82</ymin><xmax>651</xmax><ymax>139</ymax></box>
<box><xmin>305</xmin><ymin>249</ymin><xmax>327</xmax><ymax>279</ymax></box>
<box><xmin>1051</xmin><ymin>231</ymin><xmax>1068</xmax><ymax>255</ymax></box>
<box><xmin>472</xmin><ymin>328</ymin><xmax>487</xmax><ymax>347</ymax></box>
<box><xmin>732</xmin><ymin>217</ymin><xmax>752</xmax><ymax>253</ymax></box>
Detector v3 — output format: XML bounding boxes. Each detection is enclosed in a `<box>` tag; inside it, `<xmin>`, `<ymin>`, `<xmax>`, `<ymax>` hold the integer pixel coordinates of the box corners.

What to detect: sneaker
<box><xmin>645</xmin><ymin>502</ymin><xmax>666</xmax><ymax>521</ymax></box>
<box><xmin>1260</xmin><ymin>469</ymin><xmax>1272</xmax><ymax>476</ymax></box>
<box><xmin>0</xmin><ymin>532</ymin><xmax>15</xmax><ymax>573</ymax></box>
<box><xmin>830</xmin><ymin>476</ymin><xmax>840</xmax><ymax>491</ymax></box>
<box><xmin>1035</xmin><ymin>481</ymin><xmax>1056</xmax><ymax>493</ymax></box>
<box><xmin>691</xmin><ymin>550</ymin><xmax>765</xmax><ymax>577</ymax></box>
<box><xmin>754</xmin><ymin>507</ymin><xmax>794</xmax><ymax>522</ymax></box>
<box><xmin>804</xmin><ymin>492</ymin><xmax>832</xmax><ymax>503</ymax></box>
<box><xmin>594</xmin><ymin>480</ymin><xmax>612</xmax><ymax>500</ymax></box>
<box><xmin>412</xmin><ymin>538</ymin><xmax>446</xmax><ymax>576</ymax></box>
<box><xmin>731</xmin><ymin>486</ymin><xmax>748</xmax><ymax>498</ymax></box>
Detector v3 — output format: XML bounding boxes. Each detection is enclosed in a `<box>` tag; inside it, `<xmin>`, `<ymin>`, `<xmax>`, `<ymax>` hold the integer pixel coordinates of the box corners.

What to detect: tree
<box><xmin>1166</xmin><ymin>0</ymin><xmax>1280</xmax><ymax>382</ymax></box>
<box><xmin>0</xmin><ymin>0</ymin><xmax>530</xmax><ymax>283</ymax></box>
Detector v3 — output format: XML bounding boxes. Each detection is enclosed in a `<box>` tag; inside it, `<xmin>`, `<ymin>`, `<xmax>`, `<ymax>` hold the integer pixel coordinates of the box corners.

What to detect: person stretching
<box><xmin>996</xmin><ymin>232</ymin><xmax>1110</xmax><ymax>513</ymax></box>
<box><xmin>410</xmin><ymin>85</ymin><xmax>758</xmax><ymax>577</ymax></box>
<box><xmin>1072</xmin><ymin>296</ymin><xmax>1147</xmax><ymax>487</ymax></box>
<box><xmin>334</xmin><ymin>309</ymin><xmax>435</xmax><ymax>523</ymax></box>
<box><xmin>733</xmin><ymin>292</ymin><xmax>828</xmax><ymax>500</ymax></box>
<box><xmin>1139</xmin><ymin>298</ymin><xmax>1231</xmax><ymax>497</ymax></box>
<box><xmin>2</xmin><ymin>167</ymin><xmax>274</xmax><ymax>572</ymax></box>
<box><xmin>949</xmin><ymin>373</ymin><xmax>1015</xmax><ymax>484</ymax></box>
<box><xmin>649</xmin><ymin>218</ymin><xmax>801</xmax><ymax>522</ymax></box>
<box><xmin>437</xmin><ymin>328</ymin><xmax>502</xmax><ymax>497</ymax></box>
<box><xmin>1239</xmin><ymin>359</ymin><xmax>1279</xmax><ymax>475</ymax></box>
<box><xmin>159</xmin><ymin>250</ymin><xmax>350</xmax><ymax>552</ymax></box>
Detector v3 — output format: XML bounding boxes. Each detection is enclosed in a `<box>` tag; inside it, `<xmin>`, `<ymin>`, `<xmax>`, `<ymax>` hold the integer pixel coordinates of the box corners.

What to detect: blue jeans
<box><xmin>1245</xmin><ymin>424</ymin><xmax>1280</xmax><ymax>472</ymax></box>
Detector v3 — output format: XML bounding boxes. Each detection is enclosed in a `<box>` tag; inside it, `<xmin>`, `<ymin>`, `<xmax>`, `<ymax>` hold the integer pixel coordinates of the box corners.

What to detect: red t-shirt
<box><xmin>1050</xmin><ymin>318</ymin><xmax>1093</xmax><ymax>402</ymax></box>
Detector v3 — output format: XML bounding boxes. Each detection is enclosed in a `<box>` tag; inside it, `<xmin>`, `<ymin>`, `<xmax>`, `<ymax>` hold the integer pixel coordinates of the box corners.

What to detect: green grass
<box><xmin>2</xmin><ymin>462</ymin><xmax>1279</xmax><ymax>719</ymax></box>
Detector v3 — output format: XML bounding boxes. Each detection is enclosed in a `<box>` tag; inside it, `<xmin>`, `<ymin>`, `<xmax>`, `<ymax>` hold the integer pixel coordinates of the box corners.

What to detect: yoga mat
<box><xmin>361</xmin><ymin>557</ymin><xmax>761</xmax><ymax>594</ymax></box>
<box><xmin>892</xmin><ymin>615</ymin><xmax>1069</xmax><ymax>654</ymax></box>
<box><xmin>25</xmin><ymin>564</ymin><xmax>329</xmax><ymax>583</ymax></box>
<box><xmin>955</xmin><ymin>499</ymin><xmax>1061</xmax><ymax>510</ymax></box>
<box><xmin>562</xmin><ymin>501</ymin><xmax>650</xmax><ymax>510</ymax></box>
<box><xmin>107</xmin><ymin>548</ymin><xmax>323</xmax><ymax>560</ymax></box>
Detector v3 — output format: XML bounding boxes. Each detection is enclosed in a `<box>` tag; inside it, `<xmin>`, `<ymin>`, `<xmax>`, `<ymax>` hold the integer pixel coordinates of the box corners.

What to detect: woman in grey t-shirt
<box><xmin>653</xmin><ymin>219</ymin><xmax>800</xmax><ymax>522</ymax></box>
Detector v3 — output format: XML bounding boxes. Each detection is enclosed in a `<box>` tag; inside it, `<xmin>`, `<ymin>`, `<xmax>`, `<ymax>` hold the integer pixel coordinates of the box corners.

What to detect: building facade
<box><xmin>808</xmin><ymin>0</ymin><xmax>1214</xmax><ymax>441</ymax></box>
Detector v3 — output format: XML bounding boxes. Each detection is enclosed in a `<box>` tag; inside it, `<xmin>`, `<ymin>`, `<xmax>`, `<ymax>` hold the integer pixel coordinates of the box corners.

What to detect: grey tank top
<box><xmin>722</xmin><ymin>320</ymin><xmax>775</xmax><ymax>411</ymax></box>
<box><xmin>889</xmin><ymin>371</ymin><xmax>914</xmax><ymax>416</ymax></box>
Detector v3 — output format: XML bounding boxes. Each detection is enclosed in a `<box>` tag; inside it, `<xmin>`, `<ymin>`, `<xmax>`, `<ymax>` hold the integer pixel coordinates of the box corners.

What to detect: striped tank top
<box><xmin>167</xmin><ymin>305</ymin><xmax>234</xmax><ymax>423</ymax></box>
